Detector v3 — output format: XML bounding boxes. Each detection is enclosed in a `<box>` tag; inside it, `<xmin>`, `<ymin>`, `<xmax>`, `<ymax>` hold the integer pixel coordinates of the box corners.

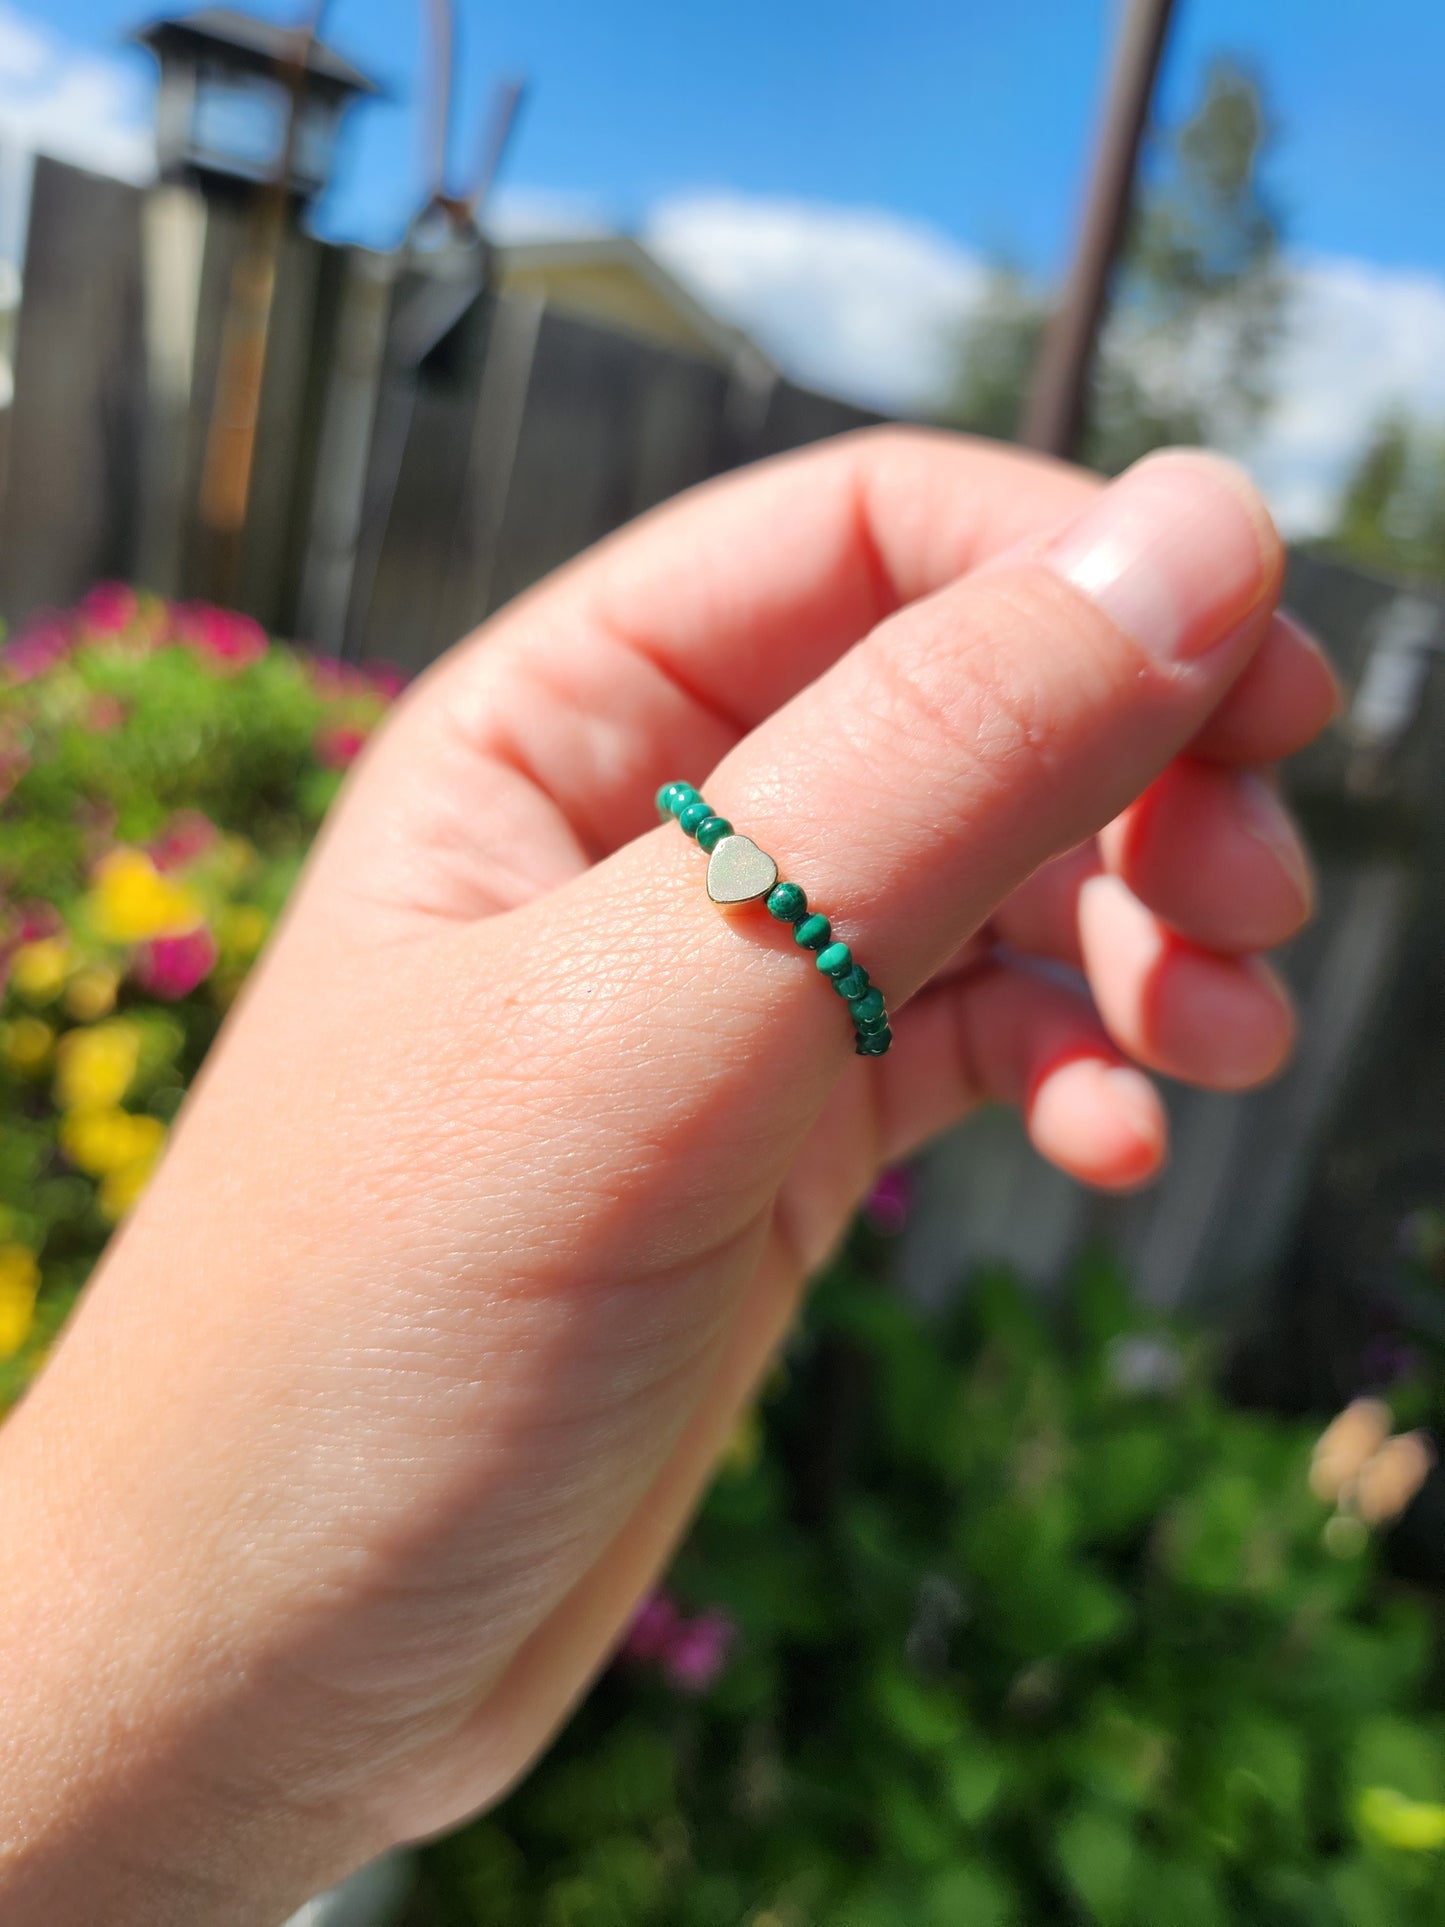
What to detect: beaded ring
<box><xmin>657</xmin><ymin>781</ymin><xmax>891</xmax><ymax>1057</ymax></box>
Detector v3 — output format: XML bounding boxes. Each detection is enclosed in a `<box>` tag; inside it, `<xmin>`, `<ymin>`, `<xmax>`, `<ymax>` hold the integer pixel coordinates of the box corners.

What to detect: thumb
<box><xmin>708</xmin><ymin>447</ymin><xmax>1282</xmax><ymax>1003</ymax></box>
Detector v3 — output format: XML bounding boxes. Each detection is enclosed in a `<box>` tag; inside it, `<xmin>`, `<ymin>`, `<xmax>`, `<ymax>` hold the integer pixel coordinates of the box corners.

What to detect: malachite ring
<box><xmin>657</xmin><ymin>780</ymin><xmax>892</xmax><ymax>1056</ymax></box>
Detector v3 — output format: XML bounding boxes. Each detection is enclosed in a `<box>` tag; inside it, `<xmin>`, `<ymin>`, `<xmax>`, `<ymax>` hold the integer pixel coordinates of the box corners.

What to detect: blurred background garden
<box><xmin>6</xmin><ymin>1</ymin><xmax>1445</xmax><ymax>1921</ymax></box>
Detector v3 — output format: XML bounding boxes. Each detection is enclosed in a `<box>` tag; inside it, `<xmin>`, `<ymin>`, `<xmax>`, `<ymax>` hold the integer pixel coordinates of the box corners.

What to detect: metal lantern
<box><xmin>135</xmin><ymin>7</ymin><xmax>376</xmax><ymax>202</ymax></box>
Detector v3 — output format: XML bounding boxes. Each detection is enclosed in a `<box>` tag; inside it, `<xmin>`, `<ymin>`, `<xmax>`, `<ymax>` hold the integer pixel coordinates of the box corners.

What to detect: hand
<box><xmin>0</xmin><ymin>433</ymin><xmax>1336</xmax><ymax>1922</ymax></box>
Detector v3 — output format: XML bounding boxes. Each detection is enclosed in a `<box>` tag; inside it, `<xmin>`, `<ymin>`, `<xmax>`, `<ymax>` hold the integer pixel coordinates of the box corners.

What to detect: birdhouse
<box><xmin>135</xmin><ymin>6</ymin><xmax>377</xmax><ymax>203</ymax></box>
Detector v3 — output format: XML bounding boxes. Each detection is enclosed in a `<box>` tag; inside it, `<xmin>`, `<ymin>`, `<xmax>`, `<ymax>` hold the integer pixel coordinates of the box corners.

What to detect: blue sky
<box><xmin>35</xmin><ymin>0</ymin><xmax>1445</xmax><ymax>276</ymax></box>
<box><xmin>9</xmin><ymin>1</ymin><xmax>1445</xmax><ymax>532</ymax></box>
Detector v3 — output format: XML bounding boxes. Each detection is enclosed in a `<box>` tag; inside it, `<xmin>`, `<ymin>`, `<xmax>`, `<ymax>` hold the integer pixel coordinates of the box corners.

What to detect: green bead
<box><xmin>694</xmin><ymin>814</ymin><xmax>733</xmax><ymax>852</ymax></box>
<box><xmin>678</xmin><ymin>799</ymin><xmax>712</xmax><ymax>837</ymax></box>
<box><xmin>766</xmin><ymin>882</ymin><xmax>807</xmax><ymax>923</ymax></box>
<box><xmin>793</xmin><ymin>913</ymin><xmax>831</xmax><ymax>951</ymax></box>
<box><xmin>834</xmin><ymin>964</ymin><xmax>870</xmax><ymax>1000</ymax></box>
<box><xmin>666</xmin><ymin>783</ymin><xmax>702</xmax><ymax>818</ymax></box>
<box><xmin>855</xmin><ymin>1027</ymin><xmax>892</xmax><ymax>1057</ymax></box>
<box><xmin>850</xmin><ymin>986</ymin><xmax>886</xmax><ymax>1025</ymax></box>
<box><xmin>656</xmin><ymin>782</ymin><xmax>684</xmax><ymax>817</ymax></box>
<box><xmin>815</xmin><ymin>941</ymin><xmax>852</xmax><ymax>978</ymax></box>
<box><xmin>855</xmin><ymin>1008</ymin><xmax>889</xmax><ymax>1035</ymax></box>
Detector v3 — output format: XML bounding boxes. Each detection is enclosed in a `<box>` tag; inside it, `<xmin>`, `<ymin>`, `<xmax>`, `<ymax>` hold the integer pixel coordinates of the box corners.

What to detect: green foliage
<box><xmin>943</xmin><ymin>59</ymin><xmax>1284</xmax><ymax>473</ymax></box>
<box><xmin>1325</xmin><ymin>414</ymin><xmax>1445</xmax><ymax>586</ymax></box>
<box><xmin>413</xmin><ymin>1251</ymin><xmax>1445</xmax><ymax>1926</ymax></box>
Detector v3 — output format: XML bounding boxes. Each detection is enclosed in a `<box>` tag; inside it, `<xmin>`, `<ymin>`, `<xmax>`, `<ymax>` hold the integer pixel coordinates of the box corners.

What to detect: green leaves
<box><xmin>411</xmin><ymin>1255</ymin><xmax>1445</xmax><ymax>1923</ymax></box>
<box><xmin>1054</xmin><ymin>1805</ymin><xmax>1138</xmax><ymax>1925</ymax></box>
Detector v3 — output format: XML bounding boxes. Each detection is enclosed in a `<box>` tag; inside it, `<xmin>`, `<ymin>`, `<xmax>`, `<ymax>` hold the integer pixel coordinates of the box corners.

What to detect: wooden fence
<box><xmin>0</xmin><ymin>158</ymin><xmax>875</xmax><ymax>664</ymax></box>
<box><xmin>5</xmin><ymin>157</ymin><xmax>1445</xmax><ymax>1346</ymax></box>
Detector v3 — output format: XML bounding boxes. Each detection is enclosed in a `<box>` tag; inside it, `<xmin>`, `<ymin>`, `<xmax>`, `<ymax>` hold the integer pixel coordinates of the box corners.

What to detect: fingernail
<box><xmin>1232</xmin><ymin>770</ymin><xmax>1314</xmax><ymax>915</ymax></box>
<box><xmin>1042</xmin><ymin>450</ymin><xmax>1275</xmax><ymax>664</ymax></box>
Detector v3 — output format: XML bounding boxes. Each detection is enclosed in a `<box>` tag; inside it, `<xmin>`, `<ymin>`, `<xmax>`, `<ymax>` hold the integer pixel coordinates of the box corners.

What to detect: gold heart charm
<box><xmin>706</xmin><ymin>833</ymin><xmax>778</xmax><ymax>906</ymax></box>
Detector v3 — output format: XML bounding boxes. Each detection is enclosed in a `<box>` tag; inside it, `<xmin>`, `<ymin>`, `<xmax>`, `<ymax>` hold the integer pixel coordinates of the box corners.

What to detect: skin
<box><xmin>0</xmin><ymin>431</ymin><xmax>1338</xmax><ymax>1923</ymax></box>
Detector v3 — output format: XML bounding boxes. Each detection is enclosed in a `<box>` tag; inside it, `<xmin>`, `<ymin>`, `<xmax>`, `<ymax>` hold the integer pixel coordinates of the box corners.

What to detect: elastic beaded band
<box><xmin>657</xmin><ymin>781</ymin><xmax>891</xmax><ymax>1056</ymax></box>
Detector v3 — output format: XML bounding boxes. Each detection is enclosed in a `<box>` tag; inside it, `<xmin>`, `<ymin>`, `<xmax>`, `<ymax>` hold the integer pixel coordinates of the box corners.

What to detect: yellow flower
<box><xmin>59</xmin><ymin>1106</ymin><xmax>163</xmax><ymax>1177</ymax></box>
<box><xmin>86</xmin><ymin>848</ymin><xmax>202</xmax><ymax>943</ymax></box>
<box><xmin>63</xmin><ymin>963</ymin><xmax>120</xmax><ymax>1022</ymax></box>
<box><xmin>1358</xmin><ymin>1786</ymin><xmax>1445</xmax><ymax>1851</ymax></box>
<box><xmin>99</xmin><ymin>1157</ymin><xmax>158</xmax><ymax>1222</ymax></box>
<box><xmin>1</xmin><ymin>1014</ymin><xmax>55</xmax><ymax>1074</ymax></box>
<box><xmin>9</xmin><ymin>938</ymin><xmax>70</xmax><ymax>1004</ymax></box>
<box><xmin>217</xmin><ymin>903</ymin><xmax>269</xmax><ymax>960</ymax></box>
<box><xmin>719</xmin><ymin>1407</ymin><xmax>763</xmax><ymax>1477</ymax></box>
<box><xmin>53</xmin><ymin>1019</ymin><xmax>142</xmax><ymax>1112</ymax></box>
<box><xmin>0</xmin><ymin>1244</ymin><xmax>38</xmax><ymax>1359</ymax></box>
<box><xmin>1310</xmin><ymin>1397</ymin><xmax>1391</xmax><ymax>1504</ymax></box>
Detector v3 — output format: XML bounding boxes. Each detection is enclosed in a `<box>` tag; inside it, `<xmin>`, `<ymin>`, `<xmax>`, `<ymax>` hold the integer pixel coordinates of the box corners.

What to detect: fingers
<box><xmin>706</xmin><ymin>449</ymin><xmax>1285</xmax><ymax>1011</ymax></box>
<box><xmin>874</xmin><ymin>962</ymin><xmax>1167</xmax><ymax>1189</ymax></box>
<box><xmin>985</xmin><ymin>758</ymin><xmax>1307</xmax><ymax>1089</ymax></box>
<box><xmin>1078</xmin><ymin>873</ymin><xmax>1295</xmax><ymax>1089</ymax></box>
<box><xmin>997</xmin><ymin>754</ymin><xmax>1312</xmax><ymax>964</ymax></box>
<box><xmin>330</xmin><ymin>430</ymin><xmax>1332</xmax><ymax>930</ymax></box>
<box><xmin>354</xmin><ymin>431</ymin><xmax>1100</xmax><ymax>906</ymax></box>
<box><xmin>1187</xmin><ymin>611</ymin><xmax>1341</xmax><ymax>763</ymax></box>
<box><xmin>1099</xmin><ymin>759</ymin><xmax>1313</xmax><ymax>950</ymax></box>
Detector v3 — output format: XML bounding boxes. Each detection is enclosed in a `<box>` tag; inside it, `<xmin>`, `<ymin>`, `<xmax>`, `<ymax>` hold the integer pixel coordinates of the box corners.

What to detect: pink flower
<box><xmin>79</xmin><ymin>582</ymin><xmax>139</xmax><ymax>635</ymax></box>
<box><xmin>314</xmin><ymin>722</ymin><xmax>369</xmax><ymax>771</ymax></box>
<box><xmin>366</xmin><ymin>662</ymin><xmax>407</xmax><ymax>701</ymax></box>
<box><xmin>619</xmin><ymin>1592</ymin><xmax>737</xmax><ymax>1693</ymax></box>
<box><xmin>863</xmin><ymin>1166</ymin><xmax>914</xmax><ymax>1236</ymax></box>
<box><xmin>16</xmin><ymin>901</ymin><xmax>63</xmax><ymax>944</ymax></box>
<box><xmin>132</xmin><ymin>925</ymin><xmax>218</xmax><ymax>1000</ymax></box>
<box><xmin>621</xmin><ymin>1591</ymin><xmax>682</xmax><ymax>1662</ymax></box>
<box><xmin>176</xmin><ymin>603</ymin><xmax>268</xmax><ymax>673</ymax></box>
<box><xmin>3</xmin><ymin>619</ymin><xmax>71</xmax><ymax>684</ymax></box>
<box><xmin>149</xmin><ymin>809</ymin><xmax>218</xmax><ymax>872</ymax></box>
<box><xmin>662</xmin><ymin>1611</ymin><xmax>736</xmax><ymax>1694</ymax></box>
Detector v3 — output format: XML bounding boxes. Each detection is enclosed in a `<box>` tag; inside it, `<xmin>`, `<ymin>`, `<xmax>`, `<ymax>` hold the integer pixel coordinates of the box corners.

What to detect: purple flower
<box><xmin>1361</xmin><ymin>1335</ymin><xmax>1424</xmax><ymax>1389</ymax></box>
<box><xmin>863</xmin><ymin>1166</ymin><xmax>914</xmax><ymax>1235</ymax></box>
<box><xmin>662</xmin><ymin>1610</ymin><xmax>736</xmax><ymax>1694</ymax></box>
<box><xmin>619</xmin><ymin>1592</ymin><xmax>737</xmax><ymax>1694</ymax></box>
<box><xmin>621</xmin><ymin>1591</ymin><xmax>682</xmax><ymax>1662</ymax></box>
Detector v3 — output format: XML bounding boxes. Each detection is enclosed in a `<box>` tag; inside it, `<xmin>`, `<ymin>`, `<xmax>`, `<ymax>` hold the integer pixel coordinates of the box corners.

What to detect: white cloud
<box><xmin>486</xmin><ymin>186</ymin><xmax>614</xmax><ymax>244</ymax></box>
<box><xmin>0</xmin><ymin>4</ymin><xmax>153</xmax><ymax>191</ymax></box>
<box><xmin>642</xmin><ymin>190</ymin><xmax>1445</xmax><ymax>539</ymax></box>
<box><xmin>1245</xmin><ymin>257</ymin><xmax>1445</xmax><ymax>535</ymax></box>
<box><xmin>646</xmin><ymin>192</ymin><xmax>987</xmax><ymax>415</ymax></box>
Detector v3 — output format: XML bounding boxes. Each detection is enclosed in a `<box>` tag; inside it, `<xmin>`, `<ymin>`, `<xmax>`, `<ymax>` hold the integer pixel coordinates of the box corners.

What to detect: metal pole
<box><xmin>197</xmin><ymin>2</ymin><xmax>328</xmax><ymax>604</ymax></box>
<box><xmin>1020</xmin><ymin>0</ymin><xmax>1176</xmax><ymax>459</ymax></box>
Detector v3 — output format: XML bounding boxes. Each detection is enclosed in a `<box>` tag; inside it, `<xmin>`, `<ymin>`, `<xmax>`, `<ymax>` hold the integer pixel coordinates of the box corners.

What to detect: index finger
<box><xmin>375</xmin><ymin>431</ymin><xmax>1098</xmax><ymax>869</ymax></box>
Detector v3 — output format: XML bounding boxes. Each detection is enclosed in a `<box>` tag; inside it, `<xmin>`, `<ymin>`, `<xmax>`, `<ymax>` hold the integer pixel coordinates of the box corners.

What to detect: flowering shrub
<box><xmin>410</xmin><ymin>1255</ymin><xmax>1445</xmax><ymax>1926</ymax></box>
<box><xmin>0</xmin><ymin>586</ymin><xmax>397</xmax><ymax>1401</ymax></box>
<box><xmin>6</xmin><ymin>589</ymin><xmax>1445</xmax><ymax>1926</ymax></box>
